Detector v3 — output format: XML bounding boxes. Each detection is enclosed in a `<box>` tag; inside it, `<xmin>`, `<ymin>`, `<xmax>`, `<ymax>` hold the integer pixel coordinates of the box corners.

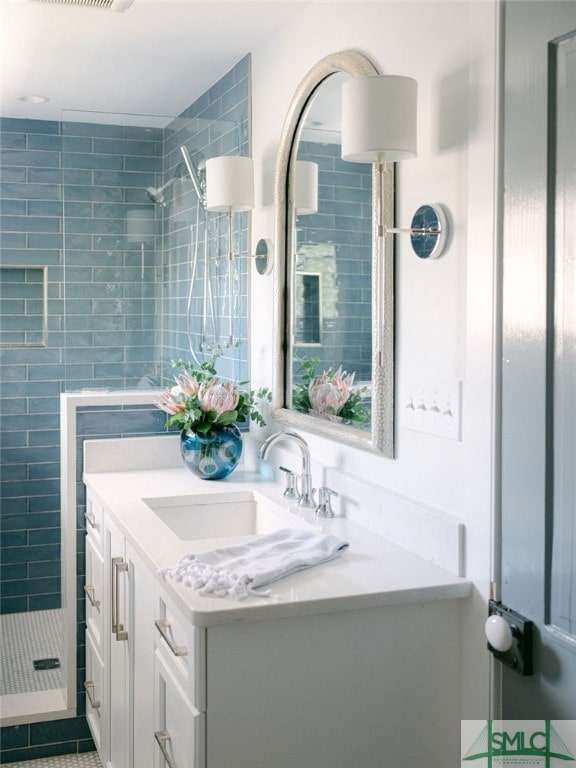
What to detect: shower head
<box><xmin>145</xmin><ymin>148</ymin><xmax>205</xmax><ymax>207</ymax></box>
<box><xmin>146</xmin><ymin>186</ymin><xmax>165</xmax><ymax>206</ymax></box>
<box><xmin>146</xmin><ymin>178</ymin><xmax>175</xmax><ymax>207</ymax></box>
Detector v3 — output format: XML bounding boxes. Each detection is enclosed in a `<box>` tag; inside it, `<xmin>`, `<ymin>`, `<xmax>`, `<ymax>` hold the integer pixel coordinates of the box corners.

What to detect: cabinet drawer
<box><xmin>154</xmin><ymin>651</ymin><xmax>205</xmax><ymax>768</ymax></box>
<box><xmin>85</xmin><ymin>629</ymin><xmax>105</xmax><ymax>755</ymax></box>
<box><xmin>85</xmin><ymin>491</ymin><xmax>103</xmax><ymax>551</ymax></box>
<box><xmin>154</xmin><ymin>584</ymin><xmax>206</xmax><ymax>711</ymax></box>
<box><xmin>85</xmin><ymin>534</ymin><xmax>104</xmax><ymax>649</ymax></box>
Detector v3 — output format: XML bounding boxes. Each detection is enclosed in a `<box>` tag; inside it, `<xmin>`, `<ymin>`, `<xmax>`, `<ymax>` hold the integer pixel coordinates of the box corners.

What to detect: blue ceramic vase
<box><xmin>180</xmin><ymin>424</ymin><xmax>242</xmax><ymax>480</ymax></box>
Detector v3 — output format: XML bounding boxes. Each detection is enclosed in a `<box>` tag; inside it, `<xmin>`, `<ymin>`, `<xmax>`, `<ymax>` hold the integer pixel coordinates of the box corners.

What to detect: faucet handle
<box><xmin>279</xmin><ymin>466</ymin><xmax>300</xmax><ymax>500</ymax></box>
<box><xmin>315</xmin><ymin>487</ymin><xmax>339</xmax><ymax>519</ymax></box>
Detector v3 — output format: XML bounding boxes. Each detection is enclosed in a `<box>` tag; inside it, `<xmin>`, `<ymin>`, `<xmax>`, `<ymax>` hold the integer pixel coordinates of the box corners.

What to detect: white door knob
<box><xmin>485</xmin><ymin>614</ymin><xmax>514</xmax><ymax>652</ymax></box>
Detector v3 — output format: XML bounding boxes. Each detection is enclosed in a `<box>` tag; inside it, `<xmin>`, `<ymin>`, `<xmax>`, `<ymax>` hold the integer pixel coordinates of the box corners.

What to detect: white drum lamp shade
<box><xmin>294</xmin><ymin>160</ymin><xmax>318</xmax><ymax>215</ymax></box>
<box><xmin>341</xmin><ymin>75</ymin><xmax>418</xmax><ymax>163</ymax></box>
<box><xmin>205</xmin><ymin>156</ymin><xmax>254</xmax><ymax>212</ymax></box>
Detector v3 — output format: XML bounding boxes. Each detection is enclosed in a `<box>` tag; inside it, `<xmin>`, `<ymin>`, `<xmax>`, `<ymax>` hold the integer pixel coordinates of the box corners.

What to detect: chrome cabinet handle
<box><xmin>154</xmin><ymin>619</ymin><xmax>188</xmax><ymax>657</ymax></box>
<box><xmin>84</xmin><ymin>584</ymin><xmax>100</xmax><ymax>609</ymax></box>
<box><xmin>83</xmin><ymin>680</ymin><xmax>101</xmax><ymax>709</ymax></box>
<box><xmin>85</xmin><ymin>509</ymin><xmax>100</xmax><ymax>532</ymax></box>
<box><xmin>111</xmin><ymin>556</ymin><xmax>128</xmax><ymax>641</ymax></box>
<box><xmin>155</xmin><ymin>730</ymin><xmax>178</xmax><ymax>768</ymax></box>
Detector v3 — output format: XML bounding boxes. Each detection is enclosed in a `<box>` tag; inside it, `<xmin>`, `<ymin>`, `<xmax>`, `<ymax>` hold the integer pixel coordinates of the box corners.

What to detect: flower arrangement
<box><xmin>291</xmin><ymin>356</ymin><xmax>369</xmax><ymax>425</ymax></box>
<box><xmin>155</xmin><ymin>357</ymin><xmax>271</xmax><ymax>435</ymax></box>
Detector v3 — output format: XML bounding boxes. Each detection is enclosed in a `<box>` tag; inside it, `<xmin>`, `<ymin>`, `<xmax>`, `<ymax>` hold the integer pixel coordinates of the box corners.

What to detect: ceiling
<box><xmin>0</xmin><ymin>0</ymin><xmax>310</xmax><ymax>124</ymax></box>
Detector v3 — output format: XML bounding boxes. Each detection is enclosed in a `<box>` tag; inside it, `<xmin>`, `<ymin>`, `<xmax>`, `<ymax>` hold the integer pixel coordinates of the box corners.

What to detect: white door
<box><xmin>500</xmin><ymin>0</ymin><xmax>576</xmax><ymax>716</ymax></box>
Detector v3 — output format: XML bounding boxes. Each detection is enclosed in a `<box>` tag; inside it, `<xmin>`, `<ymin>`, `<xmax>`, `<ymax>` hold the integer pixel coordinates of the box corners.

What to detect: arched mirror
<box><xmin>273</xmin><ymin>51</ymin><xmax>395</xmax><ymax>456</ymax></box>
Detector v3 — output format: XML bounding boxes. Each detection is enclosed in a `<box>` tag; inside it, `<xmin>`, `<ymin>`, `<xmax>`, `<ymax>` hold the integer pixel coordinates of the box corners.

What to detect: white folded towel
<box><xmin>161</xmin><ymin>527</ymin><xmax>349</xmax><ymax>601</ymax></box>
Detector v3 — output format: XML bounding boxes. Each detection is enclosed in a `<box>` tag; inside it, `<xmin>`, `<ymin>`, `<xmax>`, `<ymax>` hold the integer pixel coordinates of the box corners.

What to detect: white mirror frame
<box><xmin>272</xmin><ymin>50</ymin><xmax>395</xmax><ymax>456</ymax></box>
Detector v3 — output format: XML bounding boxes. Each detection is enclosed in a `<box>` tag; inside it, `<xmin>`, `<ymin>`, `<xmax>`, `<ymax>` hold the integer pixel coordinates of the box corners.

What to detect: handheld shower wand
<box><xmin>180</xmin><ymin>146</ymin><xmax>206</xmax><ymax>207</ymax></box>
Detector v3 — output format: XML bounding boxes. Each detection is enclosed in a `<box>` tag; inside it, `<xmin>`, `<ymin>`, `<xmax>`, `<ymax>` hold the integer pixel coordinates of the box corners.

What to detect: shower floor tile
<box><xmin>0</xmin><ymin>609</ymin><xmax>64</xmax><ymax>696</ymax></box>
<box><xmin>1</xmin><ymin>753</ymin><xmax>102</xmax><ymax>768</ymax></box>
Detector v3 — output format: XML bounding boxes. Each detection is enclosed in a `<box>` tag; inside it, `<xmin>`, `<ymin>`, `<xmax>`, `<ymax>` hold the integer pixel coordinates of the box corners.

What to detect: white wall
<box><xmin>249</xmin><ymin>1</ymin><xmax>499</xmax><ymax>718</ymax></box>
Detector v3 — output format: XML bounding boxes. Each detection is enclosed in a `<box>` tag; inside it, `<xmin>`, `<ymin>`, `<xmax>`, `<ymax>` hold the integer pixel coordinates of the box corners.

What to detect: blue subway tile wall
<box><xmin>0</xmin><ymin>56</ymin><xmax>249</xmax><ymax>763</ymax></box>
<box><xmin>60</xmin><ymin>118</ymin><xmax>162</xmax><ymax>391</ymax></box>
<box><xmin>295</xmin><ymin>140</ymin><xmax>372</xmax><ymax>382</ymax></box>
<box><xmin>160</xmin><ymin>54</ymin><xmax>250</xmax><ymax>384</ymax></box>
<box><xmin>0</xmin><ymin>266</ymin><xmax>47</xmax><ymax>347</ymax></box>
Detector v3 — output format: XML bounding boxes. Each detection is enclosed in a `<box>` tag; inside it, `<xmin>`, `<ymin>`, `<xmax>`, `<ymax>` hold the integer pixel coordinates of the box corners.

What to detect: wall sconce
<box><xmin>205</xmin><ymin>155</ymin><xmax>274</xmax><ymax>276</ymax></box>
<box><xmin>341</xmin><ymin>74</ymin><xmax>449</xmax><ymax>260</ymax></box>
<box><xmin>206</xmin><ymin>155</ymin><xmax>255</xmax><ymax>256</ymax></box>
<box><xmin>205</xmin><ymin>156</ymin><xmax>254</xmax><ymax>342</ymax></box>
<box><xmin>295</xmin><ymin>160</ymin><xmax>319</xmax><ymax>215</ymax></box>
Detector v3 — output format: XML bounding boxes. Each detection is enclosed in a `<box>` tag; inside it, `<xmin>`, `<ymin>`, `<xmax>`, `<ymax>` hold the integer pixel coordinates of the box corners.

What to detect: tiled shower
<box><xmin>0</xmin><ymin>55</ymin><xmax>250</xmax><ymax>763</ymax></box>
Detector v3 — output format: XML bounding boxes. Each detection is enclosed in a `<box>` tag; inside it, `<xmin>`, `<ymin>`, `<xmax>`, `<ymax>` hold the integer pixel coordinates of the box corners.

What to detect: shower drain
<box><xmin>33</xmin><ymin>657</ymin><xmax>60</xmax><ymax>671</ymax></box>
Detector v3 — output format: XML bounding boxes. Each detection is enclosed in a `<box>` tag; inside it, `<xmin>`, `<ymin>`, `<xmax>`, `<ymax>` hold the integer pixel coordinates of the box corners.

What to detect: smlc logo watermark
<box><xmin>461</xmin><ymin>721</ymin><xmax>576</xmax><ymax>767</ymax></box>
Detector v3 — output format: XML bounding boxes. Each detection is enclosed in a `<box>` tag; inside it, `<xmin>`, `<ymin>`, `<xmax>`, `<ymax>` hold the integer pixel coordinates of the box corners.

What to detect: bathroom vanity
<box><xmin>82</xmin><ymin>436</ymin><xmax>470</xmax><ymax>768</ymax></box>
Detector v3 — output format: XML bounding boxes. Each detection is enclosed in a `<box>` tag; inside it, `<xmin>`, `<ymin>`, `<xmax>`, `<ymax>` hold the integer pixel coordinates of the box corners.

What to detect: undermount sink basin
<box><xmin>142</xmin><ymin>491</ymin><xmax>301</xmax><ymax>541</ymax></box>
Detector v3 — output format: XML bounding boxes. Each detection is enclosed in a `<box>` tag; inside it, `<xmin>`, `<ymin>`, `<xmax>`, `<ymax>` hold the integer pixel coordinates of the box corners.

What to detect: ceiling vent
<box><xmin>30</xmin><ymin>0</ymin><xmax>133</xmax><ymax>12</ymax></box>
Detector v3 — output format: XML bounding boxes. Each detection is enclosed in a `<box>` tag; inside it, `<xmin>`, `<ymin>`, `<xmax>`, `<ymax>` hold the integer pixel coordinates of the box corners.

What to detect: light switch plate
<box><xmin>402</xmin><ymin>376</ymin><xmax>462</xmax><ymax>440</ymax></box>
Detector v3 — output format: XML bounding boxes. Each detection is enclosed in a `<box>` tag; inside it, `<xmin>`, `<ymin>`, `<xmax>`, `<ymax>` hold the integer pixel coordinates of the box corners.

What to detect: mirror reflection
<box><xmin>288</xmin><ymin>72</ymin><xmax>373</xmax><ymax>429</ymax></box>
<box><xmin>273</xmin><ymin>51</ymin><xmax>394</xmax><ymax>456</ymax></box>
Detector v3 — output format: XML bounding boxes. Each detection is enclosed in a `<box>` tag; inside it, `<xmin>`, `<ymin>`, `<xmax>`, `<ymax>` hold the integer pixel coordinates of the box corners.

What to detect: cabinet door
<box><xmin>85</xmin><ymin>534</ymin><xmax>104</xmax><ymax>649</ymax></box>
<box><xmin>153</xmin><ymin>584</ymin><xmax>206</xmax><ymax>712</ymax></box>
<box><xmin>85</xmin><ymin>491</ymin><xmax>103</xmax><ymax>551</ymax></box>
<box><xmin>105</xmin><ymin>516</ymin><xmax>130</xmax><ymax>768</ymax></box>
<box><xmin>154</xmin><ymin>652</ymin><xmax>205</xmax><ymax>768</ymax></box>
<box><xmin>128</xmin><ymin>541</ymin><xmax>155</xmax><ymax>768</ymax></box>
<box><xmin>85</xmin><ymin>629</ymin><xmax>105</xmax><ymax>754</ymax></box>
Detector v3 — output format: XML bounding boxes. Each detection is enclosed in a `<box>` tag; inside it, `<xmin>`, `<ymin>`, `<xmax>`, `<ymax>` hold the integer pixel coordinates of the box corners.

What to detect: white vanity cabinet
<box><xmin>153</xmin><ymin>585</ymin><xmax>206</xmax><ymax>768</ymax></box>
<box><xmin>84</xmin><ymin>490</ymin><xmax>155</xmax><ymax>768</ymax></box>
<box><xmin>200</xmin><ymin>601</ymin><xmax>462</xmax><ymax>768</ymax></box>
<box><xmin>83</xmin><ymin>493</ymin><xmax>105</xmax><ymax>755</ymax></box>
<box><xmin>83</xmin><ymin>461</ymin><xmax>471</xmax><ymax>768</ymax></box>
<box><xmin>149</xmin><ymin>587</ymin><xmax>463</xmax><ymax>768</ymax></box>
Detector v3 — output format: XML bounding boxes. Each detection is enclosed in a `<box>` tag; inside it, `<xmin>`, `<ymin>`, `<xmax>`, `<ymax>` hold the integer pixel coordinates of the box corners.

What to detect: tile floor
<box><xmin>1</xmin><ymin>610</ymin><xmax>64</xmax><ymax>696</ymax></box>
<box><xmin>1</xmin><ymin>610</ymin><xmax>101</xmax><ymax>767</ymax></box>
<box><xmin>2</xmin><ymin>753</ymin><xmax>102</xmax><ymax>768</ymax></box>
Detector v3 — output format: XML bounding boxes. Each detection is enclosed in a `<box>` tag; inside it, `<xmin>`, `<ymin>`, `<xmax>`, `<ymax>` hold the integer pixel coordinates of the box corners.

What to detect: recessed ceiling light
<box><xmin>18</xmin><ymin>95</ymin><xmax>50</xmax><ymax>104</ymax></box>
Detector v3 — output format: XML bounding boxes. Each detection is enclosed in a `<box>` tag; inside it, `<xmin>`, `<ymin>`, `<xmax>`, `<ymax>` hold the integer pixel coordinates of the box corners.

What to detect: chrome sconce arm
<box><xmin>380</xmin><ymin>201</ymin><xmax>449</xmax><ymax>261</ymax></box>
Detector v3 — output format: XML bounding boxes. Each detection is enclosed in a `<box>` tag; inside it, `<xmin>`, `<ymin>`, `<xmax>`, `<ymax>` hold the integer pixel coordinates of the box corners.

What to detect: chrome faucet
<box><xmin>259</xmin><ymin>431</ymin><xmax>316</xmax><ymax>508</ymax></box>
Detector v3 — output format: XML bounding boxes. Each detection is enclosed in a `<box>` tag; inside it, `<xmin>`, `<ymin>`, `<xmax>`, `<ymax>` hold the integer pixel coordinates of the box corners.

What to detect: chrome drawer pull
<box><xmin>83</xmin><ymin>680</ymin><xmax>101</xmax><ymax>709</ymax></box>
<box><xmin>84</xmin><ymin>584</ymin><xmax>100</xmax><ymax>609</ymax></box>
<box><xmin>154</xmin><ymin>619</ymin><xmax>188</xmax><ymax>657</ymax></box>
<box><xmin>155</xmin><ymin>730</ymin><xmax>178</xmax><ymax>768</ymax></box>
<box><xmin>111</xmin><ymin>557</ymin><xmax>128</xmax><ymax>641</ymax></box>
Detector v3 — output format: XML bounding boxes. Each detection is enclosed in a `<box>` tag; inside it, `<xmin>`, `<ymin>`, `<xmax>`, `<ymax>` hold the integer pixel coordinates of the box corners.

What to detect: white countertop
<box><xmin>84</xmin><ymin>466</ymin><xmax>471</xmax><ymax>627</ymax></box>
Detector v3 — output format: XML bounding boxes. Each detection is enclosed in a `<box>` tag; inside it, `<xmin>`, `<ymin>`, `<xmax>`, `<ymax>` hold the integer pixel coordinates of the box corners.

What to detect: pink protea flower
<box><xmin>308</xmin><ymin>366</ymin><xmax>354</xmax><ymax>416</ymax></box>
<box><xmin>198</xmin><ymin>379</ymin><xmax>239</xmax><ymax>416</ymax></box>
<box><xmin>154</xmin><ymin>388</ymin><xmax>187</xmax><ymax>416</ymax></box>
<box><xmin>332</xmin><ymin>366</ymin><xmax>355</xmax><ymax>394</ymax></box>
<box><xmin>176</xmin><ymin>369</ymin><xmax>200</xmax><ymax>397</ymax></box>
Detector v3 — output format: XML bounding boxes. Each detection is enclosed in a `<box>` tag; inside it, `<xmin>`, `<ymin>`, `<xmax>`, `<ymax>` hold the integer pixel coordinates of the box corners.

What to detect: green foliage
<box><xmin>157</xmin><ymin>355</ymin><xmax>272</xmax><ymax>435</ymax></box>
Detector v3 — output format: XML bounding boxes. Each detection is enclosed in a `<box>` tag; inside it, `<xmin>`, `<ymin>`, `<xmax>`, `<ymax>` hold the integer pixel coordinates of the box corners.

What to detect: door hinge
<box><xmin>485</xmin><ymin>599</ymin><xmax>534</xmax><ymax>676</ymax></box>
